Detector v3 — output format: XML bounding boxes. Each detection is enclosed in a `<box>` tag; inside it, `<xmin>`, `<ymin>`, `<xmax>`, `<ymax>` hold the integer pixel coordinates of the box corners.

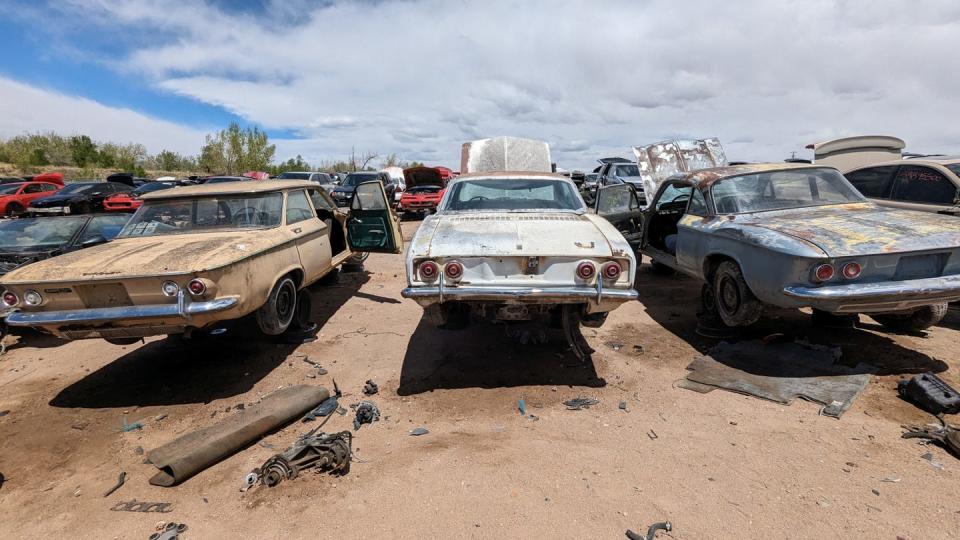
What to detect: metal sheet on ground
<box><xmin>680</xmin><ymin>340</ymin><xmax>875</xmax><ymax>418</ymax></box>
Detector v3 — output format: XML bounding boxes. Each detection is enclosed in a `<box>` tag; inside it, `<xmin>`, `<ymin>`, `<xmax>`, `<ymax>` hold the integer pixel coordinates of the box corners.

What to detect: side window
<box><xmin>43</xmin><ymin>183</ymin><xmax>58</xmax><ymax>191</ymax></box>
<box><xmin>308</xmin><ymin>189</ymin><xmax>334</xmax><ymax>212</ymax></box>
<box><xmin>845</xmin><ymin>166</ymin><xmax>896</xmax><ymax>198</ymax></box>
<box><xmin>687</xmin><ymin>188</ymin><xmax>708</xmax><ymax>216</ymax></box>
<box><xmin>286</xmin><ymin>190</ymin><xmax>315</xmax><ymax>224</ymax></box>
<box><xmin>891</xmin><ymin>166</ymin><xmax>957</xmax><ymax>205</ymax></box>
<box><xmin>83</xmin><ymin>215</ymin><xmax>129</xmax><ymax>240</ymax></box>
<box><xmin>23</xmin><ymin>183</ymin><xmax>44</xmax><ymax>193</ymax></box>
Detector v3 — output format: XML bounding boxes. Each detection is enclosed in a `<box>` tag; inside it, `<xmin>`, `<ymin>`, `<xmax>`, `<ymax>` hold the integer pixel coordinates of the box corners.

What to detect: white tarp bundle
<box><xmin>460</xmin><ymin>136</ymin><xmax>552</xmax><ymax>174</ymax></box>
<box><xmin>633</xmin><ymin>138</ymin><xmax>726</xmax><ymax>196</ymax></box>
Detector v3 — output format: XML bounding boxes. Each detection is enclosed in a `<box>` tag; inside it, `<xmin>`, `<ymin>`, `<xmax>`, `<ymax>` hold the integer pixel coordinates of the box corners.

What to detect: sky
<box><xmin>1</xmin><ymin>0</ymin><xmax>960</xmax><ymax>171</ymax></box>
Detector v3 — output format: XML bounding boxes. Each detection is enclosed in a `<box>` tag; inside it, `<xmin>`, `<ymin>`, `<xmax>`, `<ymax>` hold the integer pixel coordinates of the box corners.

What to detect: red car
<box><xmin>102</xmin><ymin>180</ymin><xmax>179</xmax><ymax>213</ymax></box>
<box><xmin>0</xmin><ymin>182</ymin><xmax>61</xmax><ymax>216</ymax></box>
<box><xmin>398</xmin><ymin>166</ymin><xmax>452</xmax><ymax>216</ymax></box>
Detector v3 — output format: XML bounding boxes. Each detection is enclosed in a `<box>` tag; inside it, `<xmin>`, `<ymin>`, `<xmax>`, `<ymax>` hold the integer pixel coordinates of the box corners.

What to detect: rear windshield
<box><xmin>119</xmin><ymin>193</ymin><xmax>284</xmax><ymax>237</ymax></box>
<box><xmin>342</xmin><ymin>173</ymin><xmax>378</xmax><ymax>187</ymax></box>
<box><xmin>614</xmin><ymin>165</ymin><xmax>640</xmax><ymax>177</ymax></box>
<box><xmin>711</xmin><ymin>167</ymin><xmax>864</xmax><ymax>214</ymax></box>
<box><xmin>443</xmin><ymin>178</ymin><xmax>584</xmax><ymax>212</ymax></box>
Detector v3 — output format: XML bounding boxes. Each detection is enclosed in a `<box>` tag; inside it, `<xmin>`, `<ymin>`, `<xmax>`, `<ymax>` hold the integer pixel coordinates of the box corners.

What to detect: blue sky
<box><xmin>1</xmin><ymin>0</ymin><xmax>960</xmax><ymax>169</ymax></box>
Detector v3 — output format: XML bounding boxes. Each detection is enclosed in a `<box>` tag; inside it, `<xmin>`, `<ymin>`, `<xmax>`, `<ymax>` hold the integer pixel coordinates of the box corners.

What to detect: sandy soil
<box><xmin>0</xmin><ymin>219</ymin><xmax>959</xmax><ymax>539</ymax></box>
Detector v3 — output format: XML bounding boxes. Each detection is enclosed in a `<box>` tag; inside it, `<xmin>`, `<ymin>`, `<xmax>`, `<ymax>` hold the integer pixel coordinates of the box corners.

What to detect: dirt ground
<box><xmin>1</xmin><ymin>219</ymin><xmax>959</xmax><ymax>539</ymax></box>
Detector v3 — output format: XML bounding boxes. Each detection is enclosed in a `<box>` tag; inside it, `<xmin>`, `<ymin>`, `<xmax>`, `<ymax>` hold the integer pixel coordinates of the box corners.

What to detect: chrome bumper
<box><xmin>402</xmin><ymin>285</ymin><xmax>638</xmax><ymax>304</ymax></box>
<box><xmin>5</xmin><ymin>294</ymin><xmax>240</xmax><ymax>327</ymax></box>
<box><xmin>783</xmin><ymin>275</ymin><xmax>960</xmax><ymax>313</ymax></box>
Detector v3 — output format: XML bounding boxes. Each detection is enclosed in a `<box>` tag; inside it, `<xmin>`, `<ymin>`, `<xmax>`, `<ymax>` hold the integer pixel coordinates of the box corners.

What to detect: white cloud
<box><xmin>12</xmin><ymin>0</ymin><xmax>960</xmax><ymax>168</ymax></box>
<box><xmin>0</xmin><ymin>76</ymin><xmax>208</xmax><ymax>155</ymax></box>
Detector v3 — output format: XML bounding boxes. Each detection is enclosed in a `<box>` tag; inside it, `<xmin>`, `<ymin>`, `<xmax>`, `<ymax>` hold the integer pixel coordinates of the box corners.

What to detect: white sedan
<box><xmin>402</xmin><ymin>172</ymin><xmax>638</xmax><ymax>359</ymax></box>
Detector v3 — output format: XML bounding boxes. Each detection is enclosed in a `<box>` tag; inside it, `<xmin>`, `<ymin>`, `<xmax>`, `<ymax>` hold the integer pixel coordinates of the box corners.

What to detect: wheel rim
<box><xmin>276</xmin><ymin>282</ymin><xmax>295</xmax><ymax>324</ymax></box>
<box><xmin>717</xmin><ymin>276</ymin><xmax>741</xmax><ymax>315</ymax></box>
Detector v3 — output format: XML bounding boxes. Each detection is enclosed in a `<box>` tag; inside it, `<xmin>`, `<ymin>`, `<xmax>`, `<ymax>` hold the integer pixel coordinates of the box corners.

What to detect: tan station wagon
<box><xmin>0</xmin><ymin>180</ymin><xmax>402</xmax><ymax>343</ymax></box>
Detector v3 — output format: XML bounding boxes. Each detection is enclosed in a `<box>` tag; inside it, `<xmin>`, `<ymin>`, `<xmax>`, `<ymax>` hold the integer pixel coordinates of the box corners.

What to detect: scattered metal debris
<box><xmin>410</xmin><ymin>427</ymin><xmax>429</xmax><ymax>436</ymax></box>
<box><xmin>246</xmin><ymin>430</ymin><xmax>352</xmax><ymax>489</ymax></box>
<box><xmin>154</xmin><ymin>414</ymin><xmax>167</xmax><ymax>422</ymax></box>
<box><xmin>363</xmin><ymin>379</ymin><xmax>379</xmax><ymax>395</ymax></box>
<box><xmin>303</xmin><ymin>381</ymin><xmax>342</xmax><ymax>422</ymax></box>
<box><xmin>647</xmin><ymin>430</ymin><xmax>658</xmax><ymax>441</ymax></box>
<box><xmin>103</xmin><ymin>471</ymin><xmax>126</xmax><ymax>497</ymax></box>
<box><xmin>149</xmin><ymin>522</ymin><xmax>187</xmax><ymax>540</ymax></box>
<box><xmin>898</xmin><ymin>373</ymin><xmax>960</xmax><ymax>415</ymax></box>
<box><xmin>110</xmin><ymin>499</ymin><xmax>174</xmax><ymax>513</ymax></box>
<box><xmin>564</xmin><ymin>397</ymin><xmax>599</xmax><ymax>410</ymax></box>
<box><xmin>0</xmin><ymin>472</ymin><xmax>4</xmax><ymax>490</ymax></box>
<box><xmin>121</xmin><ymin>418</ymin><xmax>144</xmax><ymax>432</ymax></box>
<box><xmin>881</xmin><ymin>477</ymin><xmax>901</xmax><ymax>483</ymax></box>
<box><xmin>605</xmin><ymin>341</ymin><xmax>624</xmax><ymax>352</ymax></box>
<box><xmin>351</xmin><ymin>401</ymin><xmax>380</xmax><ymax>430</ymax></box>
<box><xmin>0</xmin><ymin>410</ymin><xmax>9</xmax><ymax>417</ymax></box>
<box><xmin>632</xmin><ymin>345</ymin><xmax>644</xmax><ymax>355</ymax></box>
<box><xmin>625</xmin><ymin>521</ymin><xmax>672</xmax><ymax>540</ymax></box>
<box><xmin>619</xmin><ymin>401</ymin><xmax>628</xmax><ymax>411</ymax></box>
<box><xmin>518</xmin><ymin>398</ymin><xmax>526</xmax><ymax>415</ymax></box>
<box><xmin>902</xmin><ymin>415</ymin><xmax>960</xmax><ymax>458</ymax></box>
<box><xmin>147</xmin><ymin>385</ymin><xmax>329</xmax><ymax>486</ymax></box>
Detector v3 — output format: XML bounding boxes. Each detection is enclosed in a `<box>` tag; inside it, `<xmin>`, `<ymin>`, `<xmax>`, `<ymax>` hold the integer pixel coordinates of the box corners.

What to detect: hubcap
<box><xmin>718</xmin><ymin>276</ymin><xmax>741</xmax><ymax>314</ymax></box>
<box><xmin>277</xmin><ymin>285</ymin><xmax>294</xmax><ymax>320</ymax></box>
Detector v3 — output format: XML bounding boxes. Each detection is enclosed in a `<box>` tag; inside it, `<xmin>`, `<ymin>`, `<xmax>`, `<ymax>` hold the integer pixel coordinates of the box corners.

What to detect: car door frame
<box><xmin>346</xmin><ymin>181</ymin><xmax>404</xmax><ymax>254</ymax></box>
<box><xmin>285</xmin><ymin>188</ymin><xmax>333</xmax><ymax>285</ymax></box>
<box><xmin>594</xmin><ymin>183</ymin><xmax>644</xmax><ymax>249</ymax></box>
<box><xmin>639</xmin><ymin>178</ymin><xmax>700</xmax><ymax>272</ymax></box>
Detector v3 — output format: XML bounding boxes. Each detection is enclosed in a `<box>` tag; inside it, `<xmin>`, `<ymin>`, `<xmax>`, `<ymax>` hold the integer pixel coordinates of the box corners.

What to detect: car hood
<box><xmin>416</xmin><ymin>213</ymin><xmax>615</xmax><ymax>258</ymax></box>
<box><xmin>740</xmin><ymin>202</ymin><xmax>960</xmax><ymax>258</ymax></box>
<box><xmin>1</xmin><ymin>231</ymin><xmax>289</xmax><ymax>284</ymax></box>
<box><xmin>31</xmin><ymin>194</ymin><xmax>86</xmax><ymax>206</ymax></box>
<box><xmin>332</xmin><ymin>186</ymin><xmax>356</xmax><ymax>194</ymax></box>
<box><xmin>403</xmin><ymin>167</ymin><xmax>446</xmax><ymax>188</ymax></box>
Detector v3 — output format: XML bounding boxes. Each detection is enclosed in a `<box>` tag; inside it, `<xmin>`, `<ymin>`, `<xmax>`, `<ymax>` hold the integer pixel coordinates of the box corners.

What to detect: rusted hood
<box><xmin>2</xmin><ymin>231</ymin><xmax>289</xmax><ymax>283</ymax></box>
<box><xmin>423</xmin><ymin>213</ymin><xmax>613</xmax><ymax>257</ymax></box>
<box><xmin>740</xmin><ymin>203</ymin><xmax>960</xmax><ymax>257</ymax></box>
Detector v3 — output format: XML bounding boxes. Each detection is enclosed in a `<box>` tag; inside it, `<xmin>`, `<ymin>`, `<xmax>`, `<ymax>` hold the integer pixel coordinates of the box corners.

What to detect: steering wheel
<box><xmin>665</xmin><ymin>194</ymin><xmax>691</xmax><ymax>205</ymax></box>
<box><xmin>233</xmin><ymin>207</ymin><xmax>267</xmax><ymax>225</ymax></box>
<box><xmin>468</xmin><ymin>195</ymin><xmax>488</xmax><ymax>202</ymax></box>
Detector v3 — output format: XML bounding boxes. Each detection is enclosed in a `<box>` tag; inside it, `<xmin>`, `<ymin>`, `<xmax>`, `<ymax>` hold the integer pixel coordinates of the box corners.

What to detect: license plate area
<box><xmin>74</xmin><ymin>283</ymin><xmax>133</xmax><ymax>308</ymax></box>
<box><xmin>893</xmin><ymin>253</ymin><xmax>949</xmax><ymax>280</ymax></box>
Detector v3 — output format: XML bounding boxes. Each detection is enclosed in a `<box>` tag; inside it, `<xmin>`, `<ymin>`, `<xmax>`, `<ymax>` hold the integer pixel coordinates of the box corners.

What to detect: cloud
<box><xmin>0</xmin><ymin>76</ymin><xmax>208</xmax><ymax>154</ymax></box>
<box><xmin>7</xmin><ymin>0</ymin><xmax>960</xmax><ymax>168</ymax></box>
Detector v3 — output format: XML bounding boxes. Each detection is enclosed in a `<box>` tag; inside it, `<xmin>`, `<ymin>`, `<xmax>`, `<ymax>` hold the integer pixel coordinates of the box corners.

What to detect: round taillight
<box><xmin>23</xmin><ymin>290</ymin><xmax>42</xmax><ymax>306</ymax></box>
<box><xmin>419</xmin><ymin>261</ymin><xmax>440</xmax><ymax>281</ymax></box>
<box><xmin>2</xmin><ymin>291</ymin><xmax>18</xmax><ymax>307</ymax></box>
<box><xmin>814</xmin><ymin>264</ymin><xmax>834</xmax><ymax>283</ymax></box>
<box><xmin>841</xmin><ymin>262</ymin><xmax>861</xmax><ymax>280</ymax></box>
<box><xmin>444</xmin><ymin>261</ymin><xmax>463</xmax><ymax>280</ymax></box>
<box><xmin>161</xmin><ymin>280</ymin><xmax>180</xmax><ymax>297</ymax></box>
<box><xmin>576</xmin><ymin>261</ymin><xmax>596</xmax><ymax>280</ymax></box>
<box><xmin>188</xmin><ymin>279</ymin><xmax>206</xmax><ymax>295</ymax></box>
<box><xmin>601</xmin><ymin>261</ymin><xmax>622</xmax><ymax>281</ymax></box>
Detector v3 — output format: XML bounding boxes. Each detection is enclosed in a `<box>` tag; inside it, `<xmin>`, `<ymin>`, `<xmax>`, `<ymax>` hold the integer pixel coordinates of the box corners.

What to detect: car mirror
<box><xmin>80</xmin><ymin>234</ymin><xmax>108</xmax><ymax>247</ymax></box>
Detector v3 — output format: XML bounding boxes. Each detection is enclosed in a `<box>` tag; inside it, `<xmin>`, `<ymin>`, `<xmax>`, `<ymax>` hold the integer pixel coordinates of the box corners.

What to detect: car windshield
<box><xmin>341</xmin><ymin>173</ymin><xmax>378</xmax><ymax>187</ymax></box>
<box><xmin>444</xmin><ymin>178</ymin><xmax>585</xmax><ymax>212</ymax></box>
<box><xmin>58</xmin><ymin>183</ymin><xmax>98</xmax><ymax>194</ymax></box>
<box><xmin>0</xmin><ymin>184</ymin><xmax>23</xmax><ymax>195</ymax></box>
<box><xmin>711</xmin><ymin>167</ymin><xmax>864</xmax><ymax>214</ymax></box>
<box><xmin>615</xmin><ymin>165</ymin><xmax>640</xmax><ymax>177</ymax></box>
<box><xmin>0</xmin><ymin>216</ymin><xmax>87</xmax><ymax>249</ymax></box>
<box><xmin>276</xmin><ymin>172</ymin><xmax>311</xmax><ymax>180</ymax></box>
<box><xmin>133</xmin><ymin>182</ymin><xmax>176</xmax><ymax>196</ymax></box>
<box><xmin>119</xmin><ymin>193</ymin><xmax>284</xmax><ymax>237</ymax></box>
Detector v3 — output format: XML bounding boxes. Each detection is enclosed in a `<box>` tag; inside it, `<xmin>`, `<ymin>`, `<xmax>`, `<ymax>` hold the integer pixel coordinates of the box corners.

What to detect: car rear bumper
<box><xmin>402</xmin><ymin>284</ymin><xmax>637</xmax><ymax>307</ymax></box>
<box><xmin>782</xmin><ymin>275</ymin><xmax>960</xmax><ymax>313</ymax></box>
<box><xmin>5</xmin><ymin>293</ymin><xmax>240</xmax><ymax>335</ymax></box>
<box><xmin>29</xmin><ymin>206</ymin><xmax>70</xmax><ymax>214</ymax></box>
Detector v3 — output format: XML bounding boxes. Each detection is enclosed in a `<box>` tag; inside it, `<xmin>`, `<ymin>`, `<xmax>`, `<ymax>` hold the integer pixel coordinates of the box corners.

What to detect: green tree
<box><xmin>69</xmin><ymin>135</ymin><xmax>98</xmax><ymax>167</ymax></box>
<box><xmin>155</xmin><ymin>149</ymin><xmax>181</xmax><ymax>171</ymax></box>
<box><xmin>97</xmin><ymin>143</ymin><xmax>118</xmax><ymax>168</ymax></box>
<box><xmin>199</xmin><ymin>122</ymin><xmax>275</xmax><ymax>174</ymax></box>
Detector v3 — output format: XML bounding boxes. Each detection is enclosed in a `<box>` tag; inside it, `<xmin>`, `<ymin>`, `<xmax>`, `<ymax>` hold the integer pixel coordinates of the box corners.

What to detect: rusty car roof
<box><xmin>139</xmin><ymin>179</ymin><xmax>317</xmax><ymax>200</ymax></box>
<box><xmin>679</xmin><ymin>163</ymin><xmax>830</xmax><ymax>188</ymax></box>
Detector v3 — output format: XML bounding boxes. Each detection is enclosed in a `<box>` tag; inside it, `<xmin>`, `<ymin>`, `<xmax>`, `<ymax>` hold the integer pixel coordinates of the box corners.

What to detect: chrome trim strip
<box><xmin>783</xmin><ymin>275</ymin><xmax>960</xmax><ymax>303</ymax></box>
<box><xmin>402</xmin><ymin>286</ymin><xmax>637</xmax><ymax>303</ymax></box>
<box><xmin>5</xmin><ymin>296</ymin><xmax>239</xmax><ymax>327</ymax></box>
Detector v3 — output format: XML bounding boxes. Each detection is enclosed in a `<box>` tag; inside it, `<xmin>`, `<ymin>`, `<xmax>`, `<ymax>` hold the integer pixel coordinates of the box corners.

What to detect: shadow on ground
<box><xmin>397</xmin><ymin>317</ymin><xmax>606</xmax><ymax>396</ymax></box>
<box><xmin>49</xmin><ymin>270</ymin><xmax>369</xmax><ymax>409</ymax></box>
<box><xmin>634</xmin><ymin>263</ymin><xmax>948</xmax><ymax>376</ymax></box>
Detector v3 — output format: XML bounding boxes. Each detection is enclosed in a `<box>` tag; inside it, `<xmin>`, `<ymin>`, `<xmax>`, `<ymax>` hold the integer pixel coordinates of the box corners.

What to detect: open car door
<box><xmin>595</xmin><ymin>183</ymin><xmax>644</xmax><ymax>249</ymax></box>
<box><xmin>346</xmin><ymin>181</ymin><xmax>404</xmax><ymax>254</ymax></box>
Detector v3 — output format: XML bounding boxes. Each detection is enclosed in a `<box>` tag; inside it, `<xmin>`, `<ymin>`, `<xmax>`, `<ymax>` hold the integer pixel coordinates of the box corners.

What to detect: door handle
<box><xmin>292</xmin><ymin>227</ymin><xmax>302</xmax><ymax>233</ymax></box>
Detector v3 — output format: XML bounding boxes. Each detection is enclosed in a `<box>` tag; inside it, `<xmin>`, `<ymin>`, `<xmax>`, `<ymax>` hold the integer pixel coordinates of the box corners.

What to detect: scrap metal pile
<box><xmin>245</xmin><ymin>429</ymin><xmax>353</xmax><ymax>490</ymax></box>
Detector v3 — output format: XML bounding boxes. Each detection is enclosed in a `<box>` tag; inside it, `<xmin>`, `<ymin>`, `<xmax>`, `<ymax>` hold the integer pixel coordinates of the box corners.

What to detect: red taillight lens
<box><xmin>576</xmin><ymin>261</ymin><xmax>596</xmax><ymax>280</ymax></box>
<box><xmin>601</xmin><ymin>261</ymin><xmax>622</xmax><ymax>280</ymax></box>
<box><xmin>419</xmin><ymin>261</ymin><xmax>440</xmax><ymax>281</ymax></box>
<box><xmin>2</xmin><ymin>291</ymin><xmax>18</xmax><ymax>306</ymax></box>
<box><xmin>188</xmin><ymin>279</ymin><xmax>206</xmax><ymax>295</ymax></box>
<box><xmin>814</xmin><ymin>263</ymin><xmax>834</xmax><ymax>282</ymax></box>
<box><xmin>841</xmin><ymin>262</ymin><xmax>861</xmax><ymax>280</ymax></box>
<box><xmin>444</xmin><ymin>261</ymin><xmax>463</xmax><ymax>280</ymax></box>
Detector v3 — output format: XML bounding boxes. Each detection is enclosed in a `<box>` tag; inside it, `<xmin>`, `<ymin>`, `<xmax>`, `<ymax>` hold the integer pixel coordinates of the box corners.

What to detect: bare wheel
<box><xmin>256</xmin><ymin>277</ymin><xmax>297</xmax><ymax>335</ymax></box>
<box><xmin>5</xmin><ymin>202</ymin><xmax>23</xmax><ymax>217</ymax></box>
<box><xmin>342</xmin><ymin>251</ymin><xmax>369</xmax><ymax>272</ymax></box>
<box><xmin>871</xmin><ymin>303</ymin><xmax>948</xmax><ymax>332</ymax></box>
<box><xmin>713</xmin><ymin>261</ymin><xmax>762</xmax><ymax>327</ymax></box>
